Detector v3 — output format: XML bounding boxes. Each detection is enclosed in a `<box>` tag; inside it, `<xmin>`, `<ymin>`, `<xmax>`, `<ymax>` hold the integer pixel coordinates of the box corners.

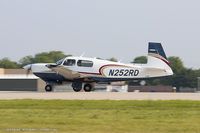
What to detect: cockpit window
<box><xmin>77</xmin><ymin>60</ymin><xmax>93</xmax><ymax>67</ymax></box>
<box><xmin>56</xmin><ymin>58</ymin><xmax>65</xmax><ymax>65</ymax></box>
<box><xmin>63</xmin><ymin>59</ymin><xmax>76</xmax><ymax>66</ymax></box>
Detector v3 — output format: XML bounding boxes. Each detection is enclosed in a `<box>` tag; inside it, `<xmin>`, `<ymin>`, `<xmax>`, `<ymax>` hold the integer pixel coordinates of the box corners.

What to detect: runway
<box><xmin>0</xmin><ymin>92</ymin><xmax>200</xmax><ymax>100</ymax></box>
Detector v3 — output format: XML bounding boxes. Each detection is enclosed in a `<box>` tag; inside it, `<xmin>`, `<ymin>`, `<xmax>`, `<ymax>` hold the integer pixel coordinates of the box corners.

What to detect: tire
<box><xmin>73</xmin><ymin>87</ymin><xmax>82</xmax><ymax>92</ymax></box>
<box><xmin>72</xmin><ymin>82</ymin><xmax>82</xmax><ymax>92</ymax></box>
<box><xmin>83</xmin><ymin>84</ymin><xmax>92</xmax><ymax>92</ymax></box>
<box><xmin>45</xmin><ymin>85</ymin><xmax>53</xmax><ymax>92</ymax></box>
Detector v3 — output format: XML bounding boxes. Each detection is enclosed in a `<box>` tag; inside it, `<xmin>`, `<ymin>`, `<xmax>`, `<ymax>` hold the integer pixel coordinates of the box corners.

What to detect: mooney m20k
<box><xmin>23</xmin><ymin>42</ymin><xmax>173</xmax><ymax>92</ymax></box>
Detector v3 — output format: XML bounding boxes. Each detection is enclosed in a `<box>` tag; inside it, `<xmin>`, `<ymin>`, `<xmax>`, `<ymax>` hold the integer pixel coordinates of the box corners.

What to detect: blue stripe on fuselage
<box><xmin>90</xmin><ymin>77</ymin><xmax>139</xmax><ymax>82</ymax></box>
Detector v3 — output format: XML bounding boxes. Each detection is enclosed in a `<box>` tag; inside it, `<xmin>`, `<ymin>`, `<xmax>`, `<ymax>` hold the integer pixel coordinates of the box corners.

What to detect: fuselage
<box><xmin>26</xmin><ymin>56</ymin><xmax>173</xmax><ymax>83</ymax></box>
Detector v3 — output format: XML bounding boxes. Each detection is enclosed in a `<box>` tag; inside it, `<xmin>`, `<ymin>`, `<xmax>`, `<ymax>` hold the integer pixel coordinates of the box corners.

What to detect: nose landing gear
<box><xmin>45</xmin><ymin>84</ymin><xmax>53</xmax><ymax>92</ymax></box>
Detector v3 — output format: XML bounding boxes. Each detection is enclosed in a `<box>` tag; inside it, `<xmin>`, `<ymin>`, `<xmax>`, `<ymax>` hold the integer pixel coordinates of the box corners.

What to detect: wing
<box><xmin>46</xmin><ymin>64</ymin><xmax>81</xmax><ymax>80</ymax></box>
<box><xmin>46</xmin><ymin>64</ymin><xmax>95</xmax><ymax>82</ymax></box>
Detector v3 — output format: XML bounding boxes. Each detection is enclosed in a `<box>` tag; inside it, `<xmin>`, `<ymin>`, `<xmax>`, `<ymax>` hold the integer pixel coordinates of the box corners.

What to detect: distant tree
<box><xmin>132</xmin><ymin>56</ymin><xmax>147</xmax><ymax>64</ymax></box>
<box><xmin>48</xmin><ymin>51</ymin><xmax>68</xmax><ymax>62</ymax></box>
<box><xmin>147</xmin><ymin>56</ymin><xmax>195</xmax><ymax>91</ymax></box>
<box><xmin>108</xmin><ymin>57</ymin><xmax>118</xmax><ymax>62</ymax></box>
<box><xmin>19</xmin><ymin>51</ymin><xmax>69</xmax><ymax>66</ymax></box>
<box><xmin>0</xmin><ymin>58</ymin><xmax>20</xmax><ymax>68</ymax></box>
<box><xmin>167</xmin><ymin>57</ymin><xmax>187</xmax><ymax>89</ymax></box>
<box><xmin>96</xmin><ymin>57</ymin><xmax>103</xmax><ymax>60</ymax></box>
<box><xmin>19</xmin><ymin>56</ymin><xmax>34</xmax><ymax>66</ymax></box>
<box><xmin>168</xmin><ymin>56</ymin><xmax>185</xmax><ymax>74</ymax></box>
<box><xmin>34</xmin><ymin>52</ymin><xmax>54</xmax><ymax>63</ymax></box>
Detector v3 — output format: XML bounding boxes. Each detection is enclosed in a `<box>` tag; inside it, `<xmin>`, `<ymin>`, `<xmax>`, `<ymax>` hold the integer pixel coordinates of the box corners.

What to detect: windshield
<box><xmin>56</xmin><ymin>58</ymin><xmax>65</xmax><ymax>65</ymax></box>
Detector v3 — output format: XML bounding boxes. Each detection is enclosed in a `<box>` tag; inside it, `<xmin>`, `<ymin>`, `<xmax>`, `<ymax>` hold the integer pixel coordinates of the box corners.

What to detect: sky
<box><xmin>0</xmin><ymin>0</ymin><xmax>199</xmax><ymax>68</ymax></box>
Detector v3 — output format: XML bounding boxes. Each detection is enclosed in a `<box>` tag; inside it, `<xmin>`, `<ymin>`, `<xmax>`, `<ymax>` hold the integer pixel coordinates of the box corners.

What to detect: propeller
<box><xmin>23</xmin><ymin>64</ymin><xmax>32</xmax><ymax>77</ymax></box>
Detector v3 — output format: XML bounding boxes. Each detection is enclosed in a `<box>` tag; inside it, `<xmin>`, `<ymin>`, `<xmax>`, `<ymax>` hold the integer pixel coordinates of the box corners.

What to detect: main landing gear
<box><xmin>72</xmin><ymin>82</ymin><xmax>93</xmax><ymax>92</ymax></box>
<box><xmin>44</xmin><ymin>82</ymin><xmax>94</xmax><ymax>92</ymax></box>
<box><xmin>83</xmin><ymin>84</ymin><xmax>93</xmax><ymax>92</ymax></box>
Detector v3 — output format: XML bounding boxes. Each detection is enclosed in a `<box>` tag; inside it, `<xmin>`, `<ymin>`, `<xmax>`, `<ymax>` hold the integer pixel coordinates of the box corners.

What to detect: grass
<box><xmin>0</xmin><ymin>100</ymin><xmax>200</xmax><ymax>133</ymax></box>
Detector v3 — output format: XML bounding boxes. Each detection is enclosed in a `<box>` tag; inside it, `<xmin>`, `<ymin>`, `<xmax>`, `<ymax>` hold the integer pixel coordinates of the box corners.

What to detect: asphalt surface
<box><xmin>0</xmin><ymin>92</ymin><xmax>200</xmax><ymax>100</ymax></box>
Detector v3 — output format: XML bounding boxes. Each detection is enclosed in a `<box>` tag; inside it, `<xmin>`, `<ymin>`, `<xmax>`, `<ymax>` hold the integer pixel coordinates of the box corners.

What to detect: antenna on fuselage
<box><xmin>118</xmin><ymin>59</ymin><xmax>122</xmax><ymax>63</ymax></box>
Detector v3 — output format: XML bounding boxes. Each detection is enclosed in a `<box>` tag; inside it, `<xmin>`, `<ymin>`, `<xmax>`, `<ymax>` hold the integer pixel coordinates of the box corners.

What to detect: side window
<box><xmin>77</xmin><ymin>60</ymin><xmax>93</xmax><ymax>67</ymax></box>
<box><xmin>56</xmin><ymin>59</ymin><xmax>65</xmax><ymax>65</ymax></box>
<box><xmin>63</xmin><ymin>59</ymin><xmax>76</xmax><ymax>66</ymax></box>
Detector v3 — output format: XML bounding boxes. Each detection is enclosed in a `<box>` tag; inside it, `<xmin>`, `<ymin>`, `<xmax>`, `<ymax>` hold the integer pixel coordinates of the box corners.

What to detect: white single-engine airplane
<box><xmin>23</xmin><ymin>42</ymin><xmax>173</xmax><ymax>92</ymax></box>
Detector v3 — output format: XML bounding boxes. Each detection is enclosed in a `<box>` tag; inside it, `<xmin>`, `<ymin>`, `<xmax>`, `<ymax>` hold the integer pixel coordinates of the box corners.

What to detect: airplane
<box><xmin>23</xmin><ymin>42</ymin><xmax>173</xmax><ymax>92</ymax></box>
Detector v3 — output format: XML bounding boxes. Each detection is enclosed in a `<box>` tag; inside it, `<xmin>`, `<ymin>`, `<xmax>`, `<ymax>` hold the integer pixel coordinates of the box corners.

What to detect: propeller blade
<box><xmin>23</xmin><ymin>64</ymin><xmax>32</xmax><ymax>77</ymax></box>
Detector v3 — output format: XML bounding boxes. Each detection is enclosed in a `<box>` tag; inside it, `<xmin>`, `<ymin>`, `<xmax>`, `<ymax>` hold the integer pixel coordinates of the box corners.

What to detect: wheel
<box><xmin>83</xmin><ymin>84</ymin><xmax>92</xmax><ymax>92</ymax></box>
<box><xmin>45</xmin><ymin>85</ymin><xmax>53</xmax><ymax>92</ymax></box>
<box><xmin>73</xmin><ymin>87</ymin><xmax>82</xmax><ymax>92</ymax></box>
<box><xmin>72</xmin><ymin>82</ymin><xmax>82</xmax><ymax>92</ymax></box>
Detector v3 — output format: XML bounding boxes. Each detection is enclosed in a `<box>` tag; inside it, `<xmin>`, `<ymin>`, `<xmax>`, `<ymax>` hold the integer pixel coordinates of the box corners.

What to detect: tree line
<box><xmin>0</xmin><ymin>51</ymin><xmax>200</xmax><ymax>89</ymax></box>
<box><xmin>0</xmin><ymin>51</ymin><xmax>69</xmax><ymax>68</ymax></box>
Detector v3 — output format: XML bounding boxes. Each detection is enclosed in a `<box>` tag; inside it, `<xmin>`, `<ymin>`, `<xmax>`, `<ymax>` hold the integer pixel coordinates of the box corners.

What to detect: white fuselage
<box><xmin>27</xmin><ymin>56</ymin><xmax>173</xmax><ymax>82</ymax></box>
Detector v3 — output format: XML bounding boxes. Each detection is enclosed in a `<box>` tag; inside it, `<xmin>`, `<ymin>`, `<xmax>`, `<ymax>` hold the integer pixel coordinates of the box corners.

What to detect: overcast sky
<box><xmin>0</xmin><ymin>0</ymin><xmax>199</xmax><ymax>68</ymax></box>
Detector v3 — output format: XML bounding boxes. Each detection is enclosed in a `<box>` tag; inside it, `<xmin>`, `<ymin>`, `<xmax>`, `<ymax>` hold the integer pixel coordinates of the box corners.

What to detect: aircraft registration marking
<box><xmin>108</xmin><ymin>69</ymin><xmax>139</xmax><ymax>77</ymax></box>
<box><xmin>100</xmin><ymin>65</ymin><xmax>140</xmax><ymax>77</ymax></box>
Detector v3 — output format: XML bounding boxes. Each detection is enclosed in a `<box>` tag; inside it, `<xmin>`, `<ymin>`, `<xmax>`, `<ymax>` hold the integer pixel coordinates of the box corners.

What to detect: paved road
<box><xmin>0</xmin><ymin>92</ymin><xmax>200</xmax><ymax>100</ymax></box>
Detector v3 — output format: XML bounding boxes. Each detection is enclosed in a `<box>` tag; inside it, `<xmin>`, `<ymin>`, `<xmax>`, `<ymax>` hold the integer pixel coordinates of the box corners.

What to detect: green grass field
<box><xmin>0</xmin><ymin>100</ymin><xmax>200</xmax><ymax>133</ymax></box>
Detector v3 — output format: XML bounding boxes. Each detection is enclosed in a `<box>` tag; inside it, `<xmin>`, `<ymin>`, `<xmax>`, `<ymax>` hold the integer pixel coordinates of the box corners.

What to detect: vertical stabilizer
<box><xmin>146</xmin><ymin>42</ymin><xmax>173</xmax><ymax>77</ymax></box>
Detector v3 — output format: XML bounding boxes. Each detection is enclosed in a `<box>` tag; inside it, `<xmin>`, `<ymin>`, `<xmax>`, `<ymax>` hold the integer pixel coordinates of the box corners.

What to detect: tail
<box><xmin>146</xmin><ymin>42</ymin><xmax>173</xmax><ymax>77</ymax></box>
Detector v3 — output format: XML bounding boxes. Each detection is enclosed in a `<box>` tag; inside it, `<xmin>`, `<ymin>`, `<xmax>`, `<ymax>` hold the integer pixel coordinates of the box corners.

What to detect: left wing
<box><xmin>46</xmin><ymin>64</ymin><xmax>81</xmax><ymax>80</ymax></box>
